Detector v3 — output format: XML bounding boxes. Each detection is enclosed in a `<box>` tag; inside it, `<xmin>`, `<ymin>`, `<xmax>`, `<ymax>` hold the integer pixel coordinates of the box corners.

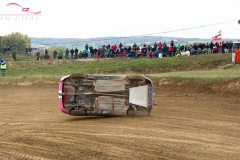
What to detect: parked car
<box><xmin>59</xmin><ymin>74</ymin><xmax>155</xmax><ymax>116</ymax></box>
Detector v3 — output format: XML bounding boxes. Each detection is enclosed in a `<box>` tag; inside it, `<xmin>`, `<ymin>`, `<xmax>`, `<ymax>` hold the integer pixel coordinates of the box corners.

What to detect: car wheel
<box><xmin>71</xmin><ymin>73</ymin><xmax>86</xmax><ymax>78</ymax></box>
<box><xmin>128</xmin><ymin>75</ymin><xmax>144</xmax><ymax>81</ymax></box>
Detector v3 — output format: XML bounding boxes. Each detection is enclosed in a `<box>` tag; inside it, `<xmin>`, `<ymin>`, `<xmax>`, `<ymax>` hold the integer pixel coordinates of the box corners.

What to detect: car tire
<box><xmin>128</xmin><ymin>75</ymin><xmax>144</xmax><ymax>81</ymax></box>
<box><xmin>71</xmin><ymin>73</ymin><xmax>86</xmax><ymax>78</ymax></box>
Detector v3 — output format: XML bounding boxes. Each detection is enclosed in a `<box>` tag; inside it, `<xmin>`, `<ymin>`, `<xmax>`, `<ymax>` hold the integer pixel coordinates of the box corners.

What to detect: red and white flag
<box><xmin>212</xmin><ymin>34</ymin><xmax>221</xmax><ymax>41</ymax></box>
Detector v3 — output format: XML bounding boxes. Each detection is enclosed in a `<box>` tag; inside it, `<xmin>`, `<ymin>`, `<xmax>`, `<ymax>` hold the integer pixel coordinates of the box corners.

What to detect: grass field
<box><xmin>148</xmin><ymin>64</ymin><xmax>240</xmax><ymax>79</ymax></box>
<box><xmin>0</xmin><ymin>53</ymin><xmax>236</xmax><ymax>81</ymax></box>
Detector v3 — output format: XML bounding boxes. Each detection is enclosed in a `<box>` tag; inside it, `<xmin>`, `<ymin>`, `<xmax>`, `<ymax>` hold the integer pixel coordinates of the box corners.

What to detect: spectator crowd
<box><xmin>42</xmin><ymin>40</ymin><xmax>235</xmax><ymax>60</ymax></box>
<box><xmin>2</xmin><ymin>40</ymin><xmax>237</xmax><ymax>61</ymax></box>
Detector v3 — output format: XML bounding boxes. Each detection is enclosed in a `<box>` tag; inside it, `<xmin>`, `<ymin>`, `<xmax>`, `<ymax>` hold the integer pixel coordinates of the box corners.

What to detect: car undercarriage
<box><xmin>59</xmin><ymin>74</ymin><xmax>154</xmax><ymax>116</ymax></box>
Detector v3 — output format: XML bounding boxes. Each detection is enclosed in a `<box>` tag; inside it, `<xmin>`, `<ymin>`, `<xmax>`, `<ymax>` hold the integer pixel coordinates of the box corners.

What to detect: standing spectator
<box><xmin>142</xmin><ymin>46</ymin><xmax>147</xmax><ymax>57</ymax></box>
<box><xmin>169</xmin><ymin>46</ymin><xmax>173</xmax><ymax>57</ymax></box>
<box><xmin>173</xmin><ymin>45</ymin><xmax>177</xmax><ymax>56</ymax></box>
<box><xmin>193</xmin><ymin>43</ymin><xmax>198</xmax><ymax>50</ymax></box>
<box><xmin>59</xmin><ymin>49</ymin><xmax>64</xmax><ymax>58</ymax></box>
<box><xmin>70</xmin><ymin>48</ymin><xmax>74</xmax><ymax>59</ymax></box>
<box><xmin>163</xmin><ymin>42</ymin><xmax>167</xmax><ymax>47</ymax></box>
<box><xmin>198</xmin><ymin>43</ymin><xmax>202</xmax><ymax>50</ymax></box>
<box><xmin>100</xmin><ymin>47</ymin><xmax>105</xmax><ymax>58</ymax></box>
<box><xmin>12</xmin><ymin>50</ymin><xmax>16</xmax><ymax>61</ymax></box>
<box><xmin>74</xmin><ymin>51</ymin><xmax>78</xmax><ymax>59</ymax></box>
<box><xmin>0</xmin><ymin>59</ymin><xmax>6</xmax><ymax>77</ymax></box>
<box><xmin>94</xmin><ymin>48</ymin><xmax>98</xmax><ymax>57</ymax></box>
<box><xmin>180</xmin><ymin>45</ymin><xmax>184</xmax><ymax>52</ymax></box>
<box><xmin>154</xmin><ymin>42</ymin><xmax>157</xmax><ymax>51</ymax></box>
<box><xmin>133</xmin><ymin>43</ymin><xmax>137</xmax><ymax>51</ymax></box>
<box><xmin>36</xmin><ymin>51</ymin><xmax>41</xmax><ymax>61</ymax></box>
<box><xmin>226</xmin><ymin>41</ymin><xmax>229</xmax><ymax>50</ymax></box>
<box><xmin>215</xmin><ymin>42</ymin><xmax>219</xmax><ymax>53</ymax></box>
<box><xmin>85</xmin><ymin>44</ymin><xmax>89</xmax><ymax>50</ymax></box>
<box><xmin>158</xmin><ymin>42</ymin><xmax>163</xmax><ymax>48</ymax></box>
<box><xmin>201</xmin><ymin>43</ymin><xmax>206</xmax><ymax>50</ymax></box>
<box><xmin>177</xmin><ymin>44</ymin><xmax>181</xmax><ymax>53</ymax></box>
<box><xmin>74</xmin><ymin>47</ymin><xmax>78</xmax><ymax>56</ymax></box>
<box><xmin>114</xmin><ymin>44</ymin><xmax>117</xmax><ymax>51</ymax></box>
<box><xmin>222</xmin><ymin>41</ymin><xmax>226</xmax><ymax>53</ymax></box>
<box><xmin>147</xmin><ymin>45</ymin><xmax>152</xmax><ymax>53</ymax></box>
<box><xmin>29</xmin><ymin>46</ymin><xmax>32</xmax><ymax>56</ymax></box>
<box><xmin>185</xmin><ymin>44</ymin><xmax>188</xmax><ymax>51</ymax></box>
<box><xmin>228</xmin><ymin>41</ymin><xmax>233</xmax><ymax>52</ymax></box>
<box><xmin>65</xmin><ymin>48</ymin><xmax>69</xmax><ymax>59</ymax></box>
<box><xmin>189</xmin><ymin>44</ymin><xmax>193</xmax><ymax>50</ymax></box>
<box><xmin>143</xmin><ymin>43</ymin><xmax>146</xmax><ymax>47</ymax></box>
<box><xmin>44</xmin><ymin>49</ymin><xmax>48</xmax><ymax>59</ymax></box>
<box><xmin>218</xmin><ymin>42</ymin><xmax>222</xmax><ymax>53</ymax></box>
<box><xmin>53</xmin><ymin>50</ymin><xmax>57</xmax><ymax>59</ymax></box>
<box><xmin>119</xmin><ymin>43</ymin><xmax>123</xmax><ymax>49</ymax></box>
<box><xmin>209</xmin><ymin>42</ymin><xmax>214</xmax><ymax>54</ymax></box>
<box><xmin>206</xmin><ymin>43</ymin><xmax>210</xmax><ymax>54</ymax></box>
<box><xmin>234</xmin><ymin>46</ymin><xmax>240</xmax><ymax>64</ymax></box>
<box><xmin>7</xmin><ymin>46</ymin><xmax>10</xmax><ymax>56</ymax></box>
<box><xmin>3</xmin><ymin>46</ymin><xmax>7</xmax><ymax>55</ymax></box>
<box><xmin>89</xmin><ymin>45</ymin><xmax>94</xmax><ymax>58</ymax></box>
<box><xmin>170</xmin><ymin>40</ymin><xmax>174</xmax><ymax>47</ymax></box>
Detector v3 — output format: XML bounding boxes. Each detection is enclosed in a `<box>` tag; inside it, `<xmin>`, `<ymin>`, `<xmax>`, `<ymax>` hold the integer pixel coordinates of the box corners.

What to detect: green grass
<box><xmin>0</xmin><ymin>53</ymin><xmax>233</xmax><ymax>79</ymax></box>
<box><xmin>147</xmin><ymin>64</ymin><xmax>240</xmax><ymax>79</ymax></box>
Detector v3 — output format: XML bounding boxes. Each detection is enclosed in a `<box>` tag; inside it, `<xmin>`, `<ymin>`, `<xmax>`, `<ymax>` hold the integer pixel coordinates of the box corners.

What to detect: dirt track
<box><xmin>0</xmin><ymin>81</ymin><xmax>240</xmax><ymax>160</ymax></box>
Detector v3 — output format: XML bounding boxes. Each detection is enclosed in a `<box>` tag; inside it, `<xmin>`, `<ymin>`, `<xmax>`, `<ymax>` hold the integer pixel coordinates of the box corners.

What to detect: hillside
<box><xmin>0</xmin><ymin>53</ymin><xmax>233</xmax><ymax>79</ymax></box>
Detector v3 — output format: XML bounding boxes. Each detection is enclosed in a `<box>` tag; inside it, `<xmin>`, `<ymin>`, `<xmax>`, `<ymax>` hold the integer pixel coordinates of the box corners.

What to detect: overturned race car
<box><xmin>59</xmin><ymin>74</ymin><xmax>155</xmax><ymax>116</ymax></box>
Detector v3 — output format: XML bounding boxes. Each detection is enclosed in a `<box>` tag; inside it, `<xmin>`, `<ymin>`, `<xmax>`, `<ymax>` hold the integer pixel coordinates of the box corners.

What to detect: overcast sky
<box><xmin>0</xmin><ymin>0</ymin><xmax>239</xmax><ymax>39</ymax></box>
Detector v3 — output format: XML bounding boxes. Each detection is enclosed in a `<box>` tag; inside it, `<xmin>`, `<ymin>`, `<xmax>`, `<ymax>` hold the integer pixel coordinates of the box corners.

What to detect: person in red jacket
<box><xmin>158</xmin><ymin>42</ymin><xmax>163</xmax><ymax>48</ymax></box>
<box><xmin>169</xmin><ymin>46</ymin><xmax>173</xmax><ymax>57</ymax></box>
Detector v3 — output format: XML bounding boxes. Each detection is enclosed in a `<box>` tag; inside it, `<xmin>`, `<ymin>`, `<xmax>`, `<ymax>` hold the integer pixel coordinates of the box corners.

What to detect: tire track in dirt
<box><xmin>0</xmin><ymin>82</ymin><xmax>240</xmax><ymax>160</ymax></box>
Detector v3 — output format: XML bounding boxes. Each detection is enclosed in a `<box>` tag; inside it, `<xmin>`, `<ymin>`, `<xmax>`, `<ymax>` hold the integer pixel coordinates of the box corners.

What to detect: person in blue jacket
<box><xmin>1</xmin><ymin>59</ymin><xmax>6</xmax><ymax>77</ymax></box>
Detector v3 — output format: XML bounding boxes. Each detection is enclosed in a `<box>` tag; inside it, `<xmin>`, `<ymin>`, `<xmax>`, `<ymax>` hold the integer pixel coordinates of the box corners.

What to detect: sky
<box><xmin>0</xmin><ymin>0</ymin><xmax>239</xmax><ymax>39</ymax></box>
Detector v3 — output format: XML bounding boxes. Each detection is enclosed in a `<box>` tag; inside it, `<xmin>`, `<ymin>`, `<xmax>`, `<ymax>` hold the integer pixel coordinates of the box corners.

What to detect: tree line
<box><xmin>0</xmin><ymin>32</ymin><xmax>31</xmax><ymax>54</ymax></box>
